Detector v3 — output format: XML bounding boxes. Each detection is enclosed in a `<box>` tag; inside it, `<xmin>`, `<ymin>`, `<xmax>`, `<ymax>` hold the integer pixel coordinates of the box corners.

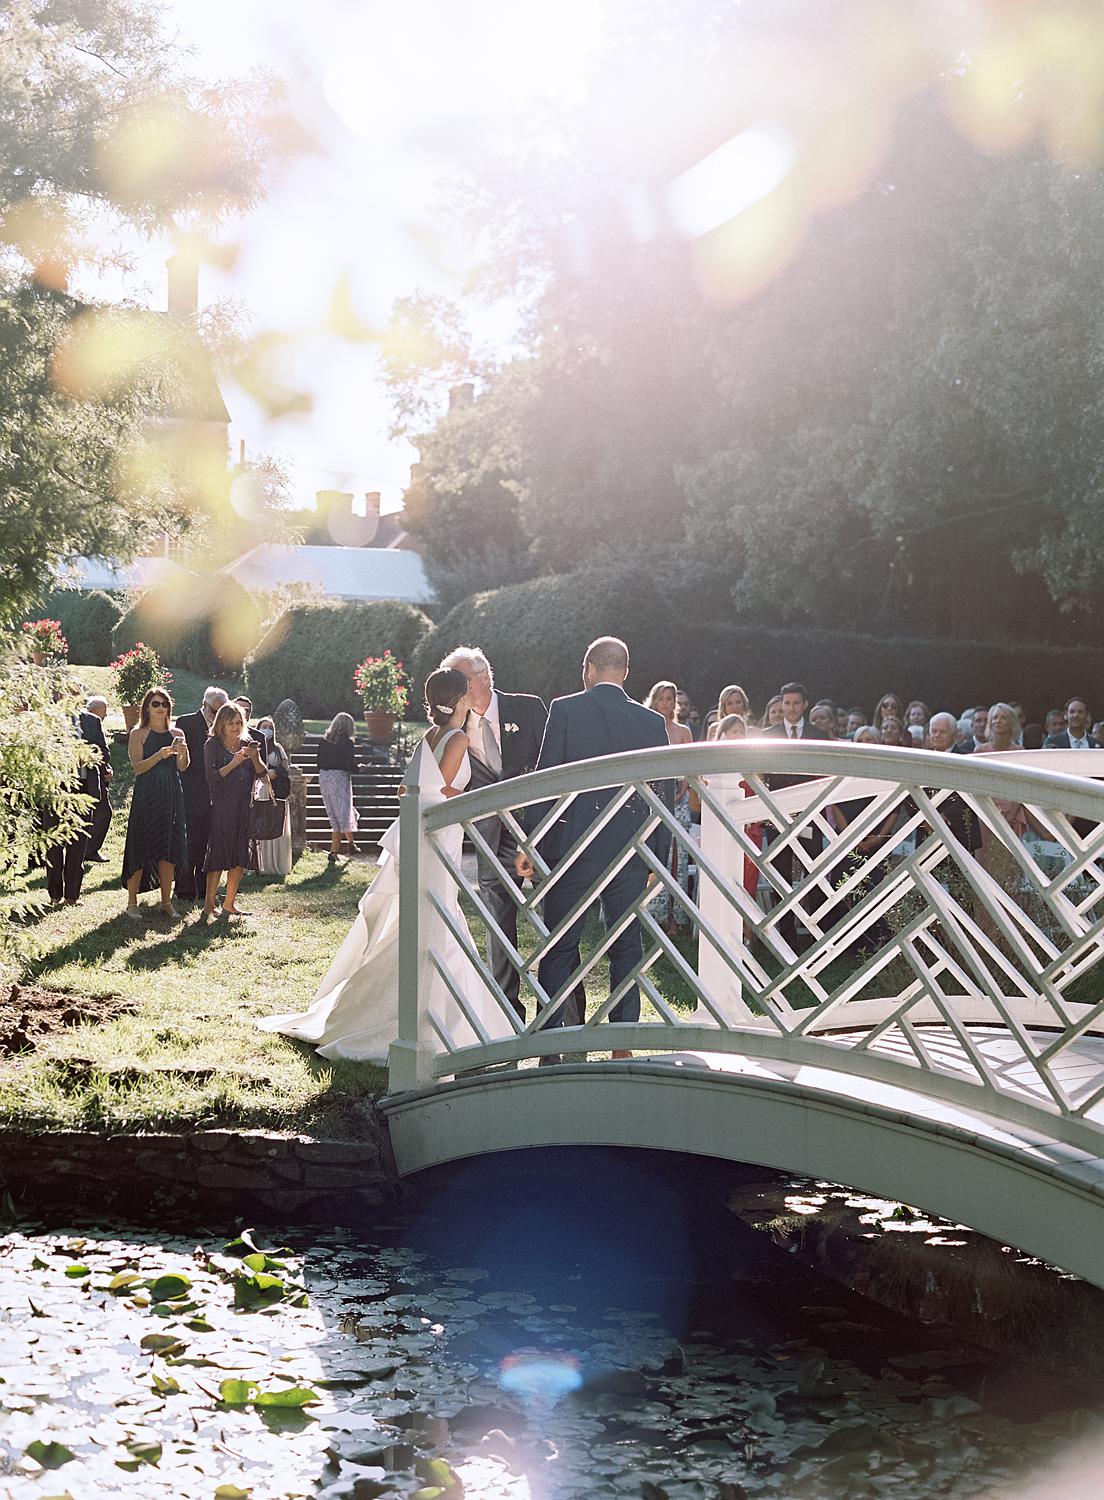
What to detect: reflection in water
<box><xmin>1</xmin><ymin>1148</ymin><xmax>1103</xmax><ymax>1497</ymax></box>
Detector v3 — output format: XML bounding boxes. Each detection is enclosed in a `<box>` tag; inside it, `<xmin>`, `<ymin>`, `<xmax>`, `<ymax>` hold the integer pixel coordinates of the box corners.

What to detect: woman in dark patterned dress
<box><xmin>201</xmin><ymin>702</ymin><xmax>269</xmax><ymax>922</ymax></box>
<box><xmin>122</xmin><ymin>687</ymin><xmax>189</xmax><ymax>921</ymax></box>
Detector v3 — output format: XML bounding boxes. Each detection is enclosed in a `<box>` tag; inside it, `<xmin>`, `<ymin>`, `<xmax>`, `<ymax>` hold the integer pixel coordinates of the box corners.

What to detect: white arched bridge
<box><xmin>377</xmin><ymin>741</ymin><xmax>1104</xmax><ymax>1288</ymax></box>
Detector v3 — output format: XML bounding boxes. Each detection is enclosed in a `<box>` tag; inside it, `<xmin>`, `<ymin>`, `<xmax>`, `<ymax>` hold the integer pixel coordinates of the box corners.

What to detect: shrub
<box><xmin>411</xmin><ymin>562</ymin><xmax>678</xmax><ymax>706</ymax></box>
<box><xmin>20</xmin><ymin>618</ymin><xmax>67</xmax><ymax>662</ymax></box>
<box><xmin>412</xmin><ymin>562</ymin><xmax>1104</xmax><ymax>722</ymax></box>
<box><xmin>353</xmin><ymin>651</ymin><xmax>408</xmax><ymax>715</ymax></box>
<box><xmin>37</xmin><ymin>589</ymin><xmax>124</xmax><ymax>665</ymax></box>
<box><xmin>243</xmin><ymin>601</ymin><xmax>433</xmax><ymax>718</ymax></box>
<box><xmin>112</xmin><ymin>576</ymin><xmax>263</xmax><ymax>675</ymax></box>
<box><xmin>109</xmin><ymin>643</ymin><xmax>171</xmax><ymax>705</ymax></box>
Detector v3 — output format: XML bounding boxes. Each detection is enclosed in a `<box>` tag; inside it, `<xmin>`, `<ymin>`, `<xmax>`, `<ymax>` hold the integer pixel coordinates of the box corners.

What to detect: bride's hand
<box><xmin>441</xmin><ymin>784</ymin><xmax>462</xmax><ymax>797</ymax></box>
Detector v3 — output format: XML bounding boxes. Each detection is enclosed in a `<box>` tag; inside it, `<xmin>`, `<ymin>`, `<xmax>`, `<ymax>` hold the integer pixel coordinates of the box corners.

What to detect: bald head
<box><xmin>583</xmin><ymin>636</ymin><xmax>629</xmax><ymax>686</ymax></box>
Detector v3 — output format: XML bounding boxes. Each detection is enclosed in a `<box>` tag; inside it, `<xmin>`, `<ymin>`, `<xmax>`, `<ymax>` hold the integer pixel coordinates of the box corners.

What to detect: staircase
<box><xmin>290</xmin><ymin>734</ymin><xmax>404</xmax><ymax>851</ymax></box>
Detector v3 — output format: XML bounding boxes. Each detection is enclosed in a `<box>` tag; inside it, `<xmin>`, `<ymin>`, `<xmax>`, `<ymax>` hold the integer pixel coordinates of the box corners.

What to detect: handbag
<box><xmin>249</xmin><ymin>779</ymin><xmax>286</xmax><ymax>841</ymax></box>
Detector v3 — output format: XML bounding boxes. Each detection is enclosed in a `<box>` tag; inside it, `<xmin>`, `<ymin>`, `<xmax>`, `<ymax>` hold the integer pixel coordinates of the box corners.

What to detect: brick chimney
<box><xmin>166</xmin><ymin>250</ymin><xmax>199</xmax><ymax>317</ymax></box>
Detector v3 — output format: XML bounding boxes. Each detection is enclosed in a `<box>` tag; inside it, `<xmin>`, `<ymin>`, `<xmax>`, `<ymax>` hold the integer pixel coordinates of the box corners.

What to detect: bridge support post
<box><xmin>389</xmin><ymin>774</ymin><xmax>434</xmax><ymax>1091</ymax></box>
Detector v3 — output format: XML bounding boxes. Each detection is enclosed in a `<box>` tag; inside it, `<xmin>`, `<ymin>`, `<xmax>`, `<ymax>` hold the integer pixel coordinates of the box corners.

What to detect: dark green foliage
<box><xmin>414</xmin><ymin>564</ymin><xmax>1104</xmax><ymax>720</ymax></box>
<box><xmin>37</xmin><ymin>589</ymin><xmax>125</xmax><ymax>666</ymax></box>
<box><xmin>411</xmin><ymin>563</ymin><xmax>678</xmax><ymax>705</ymax></box>
<box><xmin>112</xmin><ymin>579</ymin><xmax>263</xmax><ymax>675</ymax></box>
<box><xmin>244</xmin><ymin>601</ymin><xmax>434</xmax><ymax>717</ymax></box>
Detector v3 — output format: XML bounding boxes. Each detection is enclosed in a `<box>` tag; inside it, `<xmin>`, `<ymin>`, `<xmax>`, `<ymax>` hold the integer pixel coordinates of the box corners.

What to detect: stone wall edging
<box><xmin>0</xmin><ymin>1114</ymin><xmax>401</xmax><ymax>1224</ymax></box>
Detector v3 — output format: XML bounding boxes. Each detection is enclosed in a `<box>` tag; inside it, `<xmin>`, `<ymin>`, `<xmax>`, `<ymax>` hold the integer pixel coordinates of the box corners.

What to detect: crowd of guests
<box><xmin>48</xmin><ymin>685</ymin><xmax>293</xmax><ymax>922</ymax></box>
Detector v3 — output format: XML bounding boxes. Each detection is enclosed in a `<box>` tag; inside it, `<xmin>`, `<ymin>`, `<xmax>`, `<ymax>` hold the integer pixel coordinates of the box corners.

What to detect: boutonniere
<box><xmin>503</xmin><ymin>722</ymin><xmax>520</xmax><ymax>734</ymax></box>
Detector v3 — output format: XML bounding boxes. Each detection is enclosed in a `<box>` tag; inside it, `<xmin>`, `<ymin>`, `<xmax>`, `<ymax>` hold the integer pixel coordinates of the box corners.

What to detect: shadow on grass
<box><xmin>25</xmin><ymin>911</ymin><xmax>155</xmax><ymax>980</ymax></box>
<box><xmin>290</xmin><ymin>863</ymin><xmax>357</xmax><ymax>892</ymax></box>
<box><xmin>124</xmin><ymin>915</ymin><xmax>252</xmax><ymax>970</ymax></box>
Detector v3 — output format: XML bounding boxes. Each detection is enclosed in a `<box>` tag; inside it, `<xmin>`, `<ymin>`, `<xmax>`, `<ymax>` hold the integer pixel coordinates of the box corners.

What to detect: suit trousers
<box><xmin>474</xmin><ymin>816</ymin><xmax>525</xmax><ymax>1021</ymax></box>
<box><xmin>538</xmin><ymin>854</ymin><xmax>649</xmax><ymax>1029</ymax></box>
<box><xmin>85</xmin><ymin>785</ymin><xmax>112</xmax><ymax>859</ymax></box>
<box><xmin>46</xmin><ymin>830</ymin><xmax>88</xmax><ymax>903</ymax></box>
<box><xmin>176</xmin><ymin>803</ymin><xmax>210</xmax><ymax>900</ymax></box>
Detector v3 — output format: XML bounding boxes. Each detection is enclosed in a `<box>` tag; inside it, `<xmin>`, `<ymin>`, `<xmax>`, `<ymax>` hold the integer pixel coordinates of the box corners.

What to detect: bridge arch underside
<box><xmin>381</xmin><ymin>1063</ymin><xmax>1104</xmax><ymax>1290</ymax></box>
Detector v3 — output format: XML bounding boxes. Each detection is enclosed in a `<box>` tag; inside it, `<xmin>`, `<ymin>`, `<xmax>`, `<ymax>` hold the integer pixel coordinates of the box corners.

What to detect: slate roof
<box><xmin>223</xmin><ymin>544</ymin><xmax>435</xmax><ymax>604</ymax></box>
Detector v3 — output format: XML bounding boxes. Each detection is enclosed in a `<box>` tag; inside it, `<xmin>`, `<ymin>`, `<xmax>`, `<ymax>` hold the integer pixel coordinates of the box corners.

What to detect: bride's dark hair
<box><xmin>423</xmin><ymin>667</ymin><xmax>468</xmax><ymax>727</ymax></box>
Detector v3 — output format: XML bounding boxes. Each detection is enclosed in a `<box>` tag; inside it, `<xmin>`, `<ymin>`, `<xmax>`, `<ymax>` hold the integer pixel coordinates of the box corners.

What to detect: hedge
<box><xmin>37</xmin><ymin>588</ymin><xmax>124</xmax><ymax>666</ymax></box>
<box><xmin>411</xmin><ymin>563</ymin><xmax>679</xmax><ymax>706</ymax></box>
<box><xmin>244</xmin><ymin>600</ymin><xmax>434</xmax><ymax>718</ymax></box>
<box><xmin>112</xmin><ymin>577</ymin><xmax>263</xmax><ymax>676</ymax></box>
<box><xmin>412</xmin><ymin>564</ymin><xmax>1104</xmax><ymax>722</ymax></box>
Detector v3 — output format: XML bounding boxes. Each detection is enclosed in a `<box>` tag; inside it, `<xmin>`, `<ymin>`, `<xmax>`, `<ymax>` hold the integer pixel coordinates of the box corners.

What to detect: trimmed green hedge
<box><xmin>244</xmin><ymin>600</ymin><xmax>434</xmax><ymax>718</ymax></box>
<box><xmin>413</xmin><ymin>564</ymin><xmax>1104</xmax><ymax>721</ymax></box>
<box><xmin>411</xmin><ymin>563</ymin><xmax>678</xmax><ymax>705</ymax></box>
<box><xmin>37</xmin><ymin>588</ymin><xmax>125</xmax><ymax>666</ymax></box>
<box><xmin>112</xmin><ymin>578</ymin><xmax>263</xmax><ymax>676</ymax></box>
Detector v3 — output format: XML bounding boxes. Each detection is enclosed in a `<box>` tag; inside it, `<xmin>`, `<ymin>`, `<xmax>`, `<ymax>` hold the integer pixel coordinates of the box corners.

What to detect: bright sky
<box><xmin>85</xmin><ymin>0</ymin><xmax>606</xmax><ymax>511</ymax></box>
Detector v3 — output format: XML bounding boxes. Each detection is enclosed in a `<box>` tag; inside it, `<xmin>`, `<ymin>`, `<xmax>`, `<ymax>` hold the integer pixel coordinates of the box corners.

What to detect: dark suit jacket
<box><xmin>76</xmin><ymin>711</ymin><xmax>108</xmax><ymax>796</ymax></box>
<box><xmin>175</xmin><ymin>709</ymin><xmax>213</xmax><ymax>813</ymax></box>
<box><xmin>466</xmin><ymin>691</ymin><xmax>547</xmax><ymax>792</ymax></box>
<box><xmin>762</xmin><ymin>721</ymin><xmax>825</xmax><ymax>741</ymax></box>
<box><xmin>950</xmin><ymin>740</ymin><xmax>974</xmax><ymax>754</ymax></box>
<box><xmin>531</xmin><ymin>682</ymin><xmax>673</xmax><ymax>865</ymax></box>
<box><xmin>1044</xmin><ymin>731</ymin><xmax>1102</xmax><ymax>750</ymax></box>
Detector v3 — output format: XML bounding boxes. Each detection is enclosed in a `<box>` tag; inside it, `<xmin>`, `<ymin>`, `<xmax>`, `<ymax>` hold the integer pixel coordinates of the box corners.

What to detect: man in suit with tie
<box><xmin>440</xmin><ymin>647</ymin><xmax>547</xmax><ymax>1021</ymax></box>
<box><xmin>173</xmin><ymin>685</ymin><xmax>229</xmax><ymax>903</ymax></box>
<box><xmin>762</xmin><ymin>681</ymin><xmax>827</xmax><ymax>950</ymax></box>
<box><xmin>515</xmin><ymin>637</ymin><xmax>673</xmax><ymax>1062</ymax></box>
<box><xmin>1044</xmin><ymin>696</ymin><xmax>1100</xmax><ymax>750</ymax></box>
<box><xmin>81</xmin><ymin>696</ymin><xmax>113</xmax><ymax>863</ymax></box>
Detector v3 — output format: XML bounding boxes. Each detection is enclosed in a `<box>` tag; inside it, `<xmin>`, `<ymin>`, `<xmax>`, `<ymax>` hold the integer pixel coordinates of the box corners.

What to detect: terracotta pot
<box><xmin>122</xmin><ymin>704</ymin><xmax>140</xmax><ymax>731</ymax></box>
<box><xmin>31</xmin><ymin>651</ymin><xmax>44</xmax><ymax>666</ymax></box>
<box><xmin>363</xmin><ymin>710</ymin><xmax>396</xmax><ymax>743</ymax></box>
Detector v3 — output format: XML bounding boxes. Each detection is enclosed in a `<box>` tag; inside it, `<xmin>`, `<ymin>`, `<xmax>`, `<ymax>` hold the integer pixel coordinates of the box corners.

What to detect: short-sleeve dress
<box><xmin>204</xmin><ymin>739</ymin><xmax>260</xmax><ymax>873</ymax></box>
<box><xmin>121</xmin><ymin>729</ymin><xmax>188</xmax><ymax>890</ymax></box>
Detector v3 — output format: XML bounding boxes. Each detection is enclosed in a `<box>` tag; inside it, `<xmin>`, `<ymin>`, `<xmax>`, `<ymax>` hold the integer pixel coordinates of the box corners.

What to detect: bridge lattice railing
<box><xmin>391</xmin><ymin>742</ymin><xmax>1104</xmax><ymax>1153</ymax></box>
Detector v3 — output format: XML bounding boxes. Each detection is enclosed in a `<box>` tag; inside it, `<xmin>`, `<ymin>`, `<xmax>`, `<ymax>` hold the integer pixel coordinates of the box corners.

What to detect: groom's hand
<box><xmin>515</xmin><ymin>849</ymin><xmax>534</xmax><ymax>880</ymax></box>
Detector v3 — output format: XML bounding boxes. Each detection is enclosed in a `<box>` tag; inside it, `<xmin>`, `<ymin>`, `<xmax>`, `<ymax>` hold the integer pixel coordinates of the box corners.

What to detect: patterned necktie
<box><xmin>788</xmin><ymin>723</ymin><xmax>796</xmax><ymax>739</ymax></box>
<box><xmin>480</xmin><ymin>714</ymin><xmax>502</xmax><ymax>777</ymax></box>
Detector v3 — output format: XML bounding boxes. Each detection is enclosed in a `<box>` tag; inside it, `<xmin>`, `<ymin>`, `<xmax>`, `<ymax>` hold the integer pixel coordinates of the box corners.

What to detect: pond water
<box><xmin>2</xmin><ymin>1149</ymin><xmax>1104</xmax><ymax>1499</ymax></box>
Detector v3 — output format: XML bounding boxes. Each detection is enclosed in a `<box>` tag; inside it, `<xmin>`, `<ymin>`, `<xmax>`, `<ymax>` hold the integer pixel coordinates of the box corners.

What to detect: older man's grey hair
<box><xmin>930</xmin><ymin>712</ymin><xmax>958</xmax><ymax>734</ymax></box>
<box><xmin>85</xmin><ymin>695</ymin><xmax>108</xmax><ymax>715</ymax></box>
<box><xmin>439</xmin><ymin>647</ymin><xmax>493</xmax><ymax>688</ymax></box>
<box><xmin>203</xmin><ymin>685</ymin><xmax>229</xmax><ymax>710</ymax></box>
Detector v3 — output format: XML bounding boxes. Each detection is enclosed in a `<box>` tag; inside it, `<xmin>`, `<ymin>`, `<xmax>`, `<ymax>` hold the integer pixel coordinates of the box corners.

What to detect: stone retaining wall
<box><xmin>0</xmin><ymin>1113</ymin><xmax>400</xmax><ymax>1225</ymax></box>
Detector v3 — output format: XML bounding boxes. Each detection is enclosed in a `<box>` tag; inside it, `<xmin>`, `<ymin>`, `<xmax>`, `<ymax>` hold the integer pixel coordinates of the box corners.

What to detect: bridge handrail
<box><xmin>420</xmin><ymin>742</ymin><xmax>1104</xmax><ymax>832</ymax></box>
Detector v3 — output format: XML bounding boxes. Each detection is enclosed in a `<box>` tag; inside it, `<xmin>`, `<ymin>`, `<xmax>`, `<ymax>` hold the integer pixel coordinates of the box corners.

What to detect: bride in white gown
<box><xmin>258</xmin><ymin>668</ymin><xmax>513</xmax><ymax>1064</ymax></box>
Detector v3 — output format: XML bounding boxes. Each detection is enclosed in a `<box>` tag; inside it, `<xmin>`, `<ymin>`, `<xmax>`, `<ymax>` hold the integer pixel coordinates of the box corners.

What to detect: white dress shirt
<box><xmin>1070</xmin><ymin>732</ymin><xmax>1091</xmax><ymax>749</ymax></box>
<box><xmin>785</xmin><ymin>717</ymin><xmax>805</xmax><ymax>739</ymax></box>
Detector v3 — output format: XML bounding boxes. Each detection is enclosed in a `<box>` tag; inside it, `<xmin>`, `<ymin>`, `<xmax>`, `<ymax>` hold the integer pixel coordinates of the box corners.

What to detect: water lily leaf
<box><xmin>414</xmin><ymin>1457</ymin><xmax>462</xmax><ymax>1493</ymax></box>
<box><xmin>289</xmin><ymin>1292</ymin><xmax>309</xmax><ymax>1308</ymax></box>
<box><xmin>28</xmin><ymin>1298</ymin><xmax>47</xmax><ymax>1317</ymax></box>
<box><xmin>253</xmin><ymin>1386</ymin><xmax>322</xmax><ymax>1408</ymax></box>
<box><xmin>218</xmin><ymin>1378</ymin><xmax>259</xmax><ymax>1406</ymax></box>
<box><xmin>186</xmin><ymin>1315</ymin><xmax>215</xmax><ymax>1332</ymax></box>
<box><xmin>140</xmin><ymin>1333</ymin><xmax>187</xmax><ymax>1355</ymax></box>
<box><xmin>24</xmin><ymin>1440</ymin><xmax>74</xmax><ymax>1469</ymax></box>
<box><xmin>241</xmin><ymin>1253</ymin><xmax>267</xmax><ymax>1274</ymax></box>
<box><xmin>214</xmin><ymin>1487</ymin><xmax>252</xmax><ymax>1499</ymax></box>
<box><xmin>233</xmin><ymin>1272</ymin><xmax>286</xmax><ymax>1310</ymax></box>
<box><xmin>63</xmin><ymin>1265</ymin><xmax>90</xmax><ymax>1279</ymax></box>
<box><xmin>122</xmin><ymin>1438</ymin><xmax>161</xmax><ymax>1466</ymax></box>
<box><xmin>107</xmin><ymin>1272</ymin><xmax>142</xmax><ymax>1293</ymax></box>
<box><xmin>149</xmin><ymin>1273</ymin><xmax>191</xmax><ymax>1301</ymax></box>
<box><xmin>411</xmin><ymin>1489</ymin><xmax>446</xmax><ymax>1500</ymax></box>
<box><xmin>31</xmin><ymin>1255</ymin><xmax>49</xmax><ymax>1270</ymax></box>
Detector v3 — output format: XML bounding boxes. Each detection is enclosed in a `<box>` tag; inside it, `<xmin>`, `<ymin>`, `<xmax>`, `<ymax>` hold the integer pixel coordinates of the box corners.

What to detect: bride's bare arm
<box><xmin>439</xmin><ymin>731</ymin><xmax>469</xmax><ymax>797</ymax></box>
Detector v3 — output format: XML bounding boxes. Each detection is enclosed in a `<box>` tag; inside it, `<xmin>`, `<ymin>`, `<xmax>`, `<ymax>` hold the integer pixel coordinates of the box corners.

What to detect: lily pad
<box><xmin>24</xmin><ymin>1439</ymin><xmax>75</xmax><ymax>1469</ymax></box>
<box><xmin>149</xmin><ymin>1273</ymin><xmax>192</xmax><ymax>1301</ymax></box>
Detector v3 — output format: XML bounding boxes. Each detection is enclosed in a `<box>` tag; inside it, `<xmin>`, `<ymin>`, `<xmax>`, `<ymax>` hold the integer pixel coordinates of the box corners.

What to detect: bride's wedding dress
<box><xmin>257</xmin><ymin>729</ymin><xmax>511</xmax><ymax>1064</ymax></box>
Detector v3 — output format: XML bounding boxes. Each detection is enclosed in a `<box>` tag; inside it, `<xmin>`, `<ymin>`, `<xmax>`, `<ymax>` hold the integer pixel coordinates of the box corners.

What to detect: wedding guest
<box><xmin>853</xmin><ymin>725</ymin><xmax>882</xmax><ymax>744</ymax></box>
<box><xmin>762</xmin><ymin>694</ymin><xmax>784</xmax><ymax>729</ymax></box>
<box><xmin>809</xmin><ymin>702</ymin><xmax>838</xmax><ymax>738</ymax></box>
<box><xmin>969</xmin><ymin>706</ymin><xmax>990</xmax><ymax>750</ymax></box>
<box><xmin>973</xmin><ymin>704</ymin><xmax>1044</xmax><ymax>933</ymax></box>
<box><xmin>845</xmin><ymin>708</ymin><xmax>867</xmax><ymax>739</ymax></box>
<box><xmin>879</xmin><ymin>715</ymin><xmax>908</xmax><ymax>747</ymax></box>
<box><xmin>675</xmin><ymin>690</ymin><xmax>701</xmax><ymax>739</ymax></box>
<box><xmin>82</xmin><ymin>695</ymin><xmax>113</xmax><ymax>863</ymax></box>
<box><xmin>1022</xmin><ymin>723</ymin><xmax>1045</xmax><ymax>750</ymax></box>
<box><xmin>1045</xmin><ymin>708</ymin><xmax>1067</xmax><ymax>738</ymax></box>
<box><xmin>906</xmin><ymin>700</ymin><xmax>930</xmax><ymax>733</ymax></box>
<box><xmin>202</xmin><ymin>702</ymin><xmax>268</xmax><ymax>921</ymax></box>
<box><xmin>1044</xmin><ymin>696</ymin><xmax>1099</xmax><ymax>749</ymax></box>
<box><xmin>174</xmin><ymin>686</ymin><xmax>228</xmax><ymax>903</ymax></box>
<box><xmin>235</xmin><ymin>696</ymin><xmax>260</xmax><ymax>747</ymax></box>
<box><xmin>645</xmin><ymin>680</ymin><xmax>694</xmax><ymax>936</ymax></box>
<box><xmin>873</xmin><ymin>693</ymin><xmax>904</xmax><ymax>731</ymax></box>
<box><xmin>706</xmin><ymin>684</ymin><xmax>750</xmax><ymax>740</ymax></box>
<box><xmin>254</xmin><ymin>715</ymin><xmax>293</xmax><ymax>876</ymax></box>
<box><xmin>317</xmin><ymin>712</ymin><xmax>360</xmax><ymax>862</ymax></box>
<box><xmin>122</xmin><ymin>687</ymin><xmax>188</xmax><ymax>922</ymax></box>
<box><xmin>45</xmin><ymin>711</ymin><xmax>101</xmax><ymax>906</ymax></box>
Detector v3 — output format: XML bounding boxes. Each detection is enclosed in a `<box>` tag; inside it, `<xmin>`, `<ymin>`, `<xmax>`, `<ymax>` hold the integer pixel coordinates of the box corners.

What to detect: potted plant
<box><xmin>110</xmin><ymin>643</ymin><xmax>171</xmax><ymax>730</ymax></box>
<box><xmin>354</xmin><ymin>651</ymin><xmax>408</xmax><ymax>743</ymax></box>
<box><xmin>21</xmin><ymin>619</ymin><xmax>68</xmax><ymax>665</ymax></box>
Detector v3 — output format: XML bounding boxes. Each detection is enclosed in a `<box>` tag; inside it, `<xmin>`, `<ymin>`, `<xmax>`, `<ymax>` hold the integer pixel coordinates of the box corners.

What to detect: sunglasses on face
<box><xmin>149</xmin><ymin>700</ymin><xmax>170</xmax><ymax>709</ymax></box>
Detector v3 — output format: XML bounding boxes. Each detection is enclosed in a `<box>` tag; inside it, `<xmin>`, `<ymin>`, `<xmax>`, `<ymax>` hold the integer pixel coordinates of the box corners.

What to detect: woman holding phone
<box><xmin>122</xmin><ymin>687</ymin><xmax>189</xmax><ymax>922</ymax></box>
<box><xmin>201</xmin><ymin>701</ymin><xmax>269</xmax><ymax>922</ymax></box>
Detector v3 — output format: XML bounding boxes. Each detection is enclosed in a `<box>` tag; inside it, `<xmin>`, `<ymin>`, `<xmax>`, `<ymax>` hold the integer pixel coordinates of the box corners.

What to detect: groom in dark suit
<box><xmin>441</xmin><ymin>647</ymin><xmax>547</xmax><ymax>1020</ymax></box>
<box><xmin>516</xmin><ymin>636</ymin><xmax>672</xmax><ymax>1062</ymax></box>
